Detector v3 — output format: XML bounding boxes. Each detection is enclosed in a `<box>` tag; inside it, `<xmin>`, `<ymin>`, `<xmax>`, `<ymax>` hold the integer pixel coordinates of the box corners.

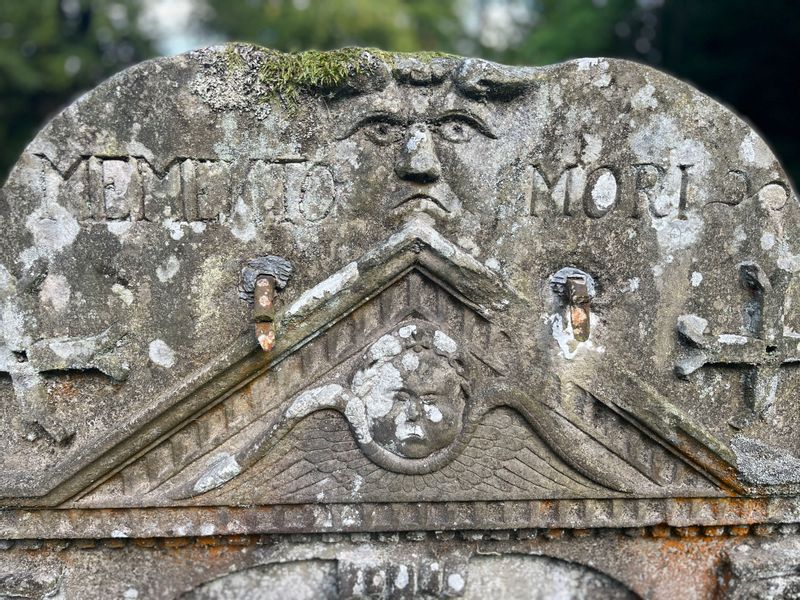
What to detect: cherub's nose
<box><xmin>405</xmin><ymin>397</ymin><xmax>422</xmax><ymax>421</ymax></box>
<box><xmin>394</xmin><ymin>124</ymin><xmax>441</xmax><ymax>183</ymax></box>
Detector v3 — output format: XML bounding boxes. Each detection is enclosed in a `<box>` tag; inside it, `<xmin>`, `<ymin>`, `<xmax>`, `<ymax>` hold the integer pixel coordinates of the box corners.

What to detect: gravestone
<box><xmin>1</xmin><ymin>44</ymin><xmax>800</xmax><ymax>598</ymax></box>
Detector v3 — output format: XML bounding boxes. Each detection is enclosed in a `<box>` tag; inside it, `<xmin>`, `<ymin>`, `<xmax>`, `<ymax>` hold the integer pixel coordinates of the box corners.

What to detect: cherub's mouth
<box><xmin>396</xmin><ymin>424</ymin><xmax>425</xmax><ymax>440</ymax></box>
<box><xmin>393</xmin><ymin>193</ymin><xmax>450</xmax><ymax>214</ymax></box>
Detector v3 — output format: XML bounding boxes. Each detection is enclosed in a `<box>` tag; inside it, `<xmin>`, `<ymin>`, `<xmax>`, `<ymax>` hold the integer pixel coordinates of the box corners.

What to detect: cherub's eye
<box><xmin>435</xmin><ymin>118</ymin><xmax>478</xmax><ymax>143</ymax></box>
<box><xmin>361</xmin><ymin>120</ymin><xmax>404</xmax><ymax>146</ymax></box>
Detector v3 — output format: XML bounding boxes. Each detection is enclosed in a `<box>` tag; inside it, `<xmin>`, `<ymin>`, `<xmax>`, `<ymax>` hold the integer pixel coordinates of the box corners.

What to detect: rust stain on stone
<box><xmin>650</xmin><ymin>536</ymin><xmax>731</xmax><ymax>598</ymax></box>
<box><xmin>253</xmin><ymin>275</ymin><xmax>279</xmax><ymax>352</ymax></box>
<box><xmin>566</xmin><ymin>277</ymin><xmax>591</xmax><ymax>342</ymax></box>
<box><xmin>253</xmin><ymin>277</ymin><xmax>277</xmax><ymax>320</ymax></box>
<box><xmin>255</xmin><ymin>322</ymin><xmax>277</xmax><ymax>352</ymax></box>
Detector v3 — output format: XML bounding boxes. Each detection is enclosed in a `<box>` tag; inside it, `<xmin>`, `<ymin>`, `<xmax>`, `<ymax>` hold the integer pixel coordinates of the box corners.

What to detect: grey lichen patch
<box><xmin>190</xmin><ymin>43</ymin><xmax>274</xmax><ymax>118</ymax></box>
<box><xmin>193</xmin><ymin>452</ymin><xmax>241</xmax><ymax>494</ymax></box>
<box><xmin>148</xmin><ymin>339</ymin><xmax>175</xmax><ymax>369</ymax></box>
<box><xmin>284</xmin><ymin>261</ymin><xmax>359</xmax><ymax>317</ymax></box>
<box><xmin>731</xmin><ymin>436</ymin><xmax>800</xmax><ymax>485</ymax></box>
<box><xmin>190</xmin><ymin>44</ymin><xmax>461</xmax><ymax>114</ymax></box>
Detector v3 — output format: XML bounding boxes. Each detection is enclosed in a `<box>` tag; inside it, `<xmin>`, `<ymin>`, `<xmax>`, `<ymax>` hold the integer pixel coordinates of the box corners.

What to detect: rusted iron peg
<box><xmin>566</xmin><ymin>276</ymin><xmax>591</xmax><ymax>342</ymax></box>
<box><xmin>253</xmin><ymin>275</ymin><xmax>278</xmax><ymax>352</ymax></box>
<box><xmin>239</xmin><ymin>255</ymin><xmax>292</xmax><ymax>353</ymax></box>
<box><xmin>549</xmin><ymin>267</ymin><xmax>595</xmax><ymax>343</ymax></box>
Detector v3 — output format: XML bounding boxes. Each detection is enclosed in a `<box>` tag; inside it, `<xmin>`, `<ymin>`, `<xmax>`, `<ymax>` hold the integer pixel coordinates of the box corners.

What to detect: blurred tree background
<box><xmin>1</xmin><ymin>0</ymin><xmax>798</xmax><ymax>185</ymax></box>
<box><xmin>0</xmin><ymin>1</ymin><xmax>153</xmax><ymax>181</ymax></box>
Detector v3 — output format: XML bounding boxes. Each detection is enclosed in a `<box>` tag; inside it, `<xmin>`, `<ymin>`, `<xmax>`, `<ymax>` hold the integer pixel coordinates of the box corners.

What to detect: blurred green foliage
<box><xmin>1</xmin><ymin>0</ymin><xmax>798</xmax><ymax>186</ymax></box>
<box><xmin>206</xmin><ymin>0</ymin><xmax>463</xmax><ymax>53</ymax></box>
<box><xmin>0</xmin><ymin>0</ymin><xmax>153</xmax><ymax>181</ymax></box>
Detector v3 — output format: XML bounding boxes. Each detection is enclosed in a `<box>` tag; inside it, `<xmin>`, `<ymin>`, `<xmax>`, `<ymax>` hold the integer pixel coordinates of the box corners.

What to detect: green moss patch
<box><xmin>223</xmin><ymin>45</ymin><xmax>458</xmax><ymax>106</ymax></box>
<box><xmin>259</xmin><ymin>48</ymin><xmax>374</xmax><ymax>103</ymax></box>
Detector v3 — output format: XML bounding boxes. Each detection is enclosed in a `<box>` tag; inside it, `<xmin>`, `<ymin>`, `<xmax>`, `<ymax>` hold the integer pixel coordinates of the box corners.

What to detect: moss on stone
<box><xmin>246</xmin><ymin>46</ymin><xmax>457</xmax><ymax>105</ymax></box>
<box><xmin>214</xmin><ymin>45</ymin><xmax>460</xmax><ymax>110</ymax></box>
<box><xmin>224</xmin><ymin>45</ymin><xmax>247</xmax><ymax>71</ymax></box>
<box><xmin>396</xmin><ymin>50</ymin><xmax>456</xmax><ymax>62</ymax></box>
<box><xmin>257</xmin><ymin>48</ymin><xmax>370</xmax><ymax>104</ymax></box>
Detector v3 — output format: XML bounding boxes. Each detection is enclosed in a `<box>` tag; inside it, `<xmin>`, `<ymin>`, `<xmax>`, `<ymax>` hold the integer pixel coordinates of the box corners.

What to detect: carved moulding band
<box><xmin>2</xmin><ymin>497</ymin><xmax>799</xmax><ymax>539</ymax></box>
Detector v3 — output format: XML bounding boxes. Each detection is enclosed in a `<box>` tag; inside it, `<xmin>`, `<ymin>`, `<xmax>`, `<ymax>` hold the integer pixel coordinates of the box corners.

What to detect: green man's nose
<box><xmin>394</xmin><ymin>124</ymin><xmax>441</xmax><ymax>184</ymax></box>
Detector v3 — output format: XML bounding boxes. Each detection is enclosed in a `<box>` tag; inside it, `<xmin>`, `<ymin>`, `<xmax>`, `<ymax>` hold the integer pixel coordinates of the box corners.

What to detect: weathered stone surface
<box><xmin>722</xmin><ymin>536</ymin><xmax>800</xmax><ymax>599</ymax></box>
<box><xmin>1</xmin><ymin>44</ymin><xmax>800</xmax><ymax>598</ymax></box>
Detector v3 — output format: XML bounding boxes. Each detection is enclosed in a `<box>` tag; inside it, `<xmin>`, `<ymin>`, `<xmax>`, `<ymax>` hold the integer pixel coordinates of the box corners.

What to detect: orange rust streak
<box><xmin>570</xmin><ymin>305</ymin><xmax>590</xmax><ymax>341</ymax></box>
<box><xmin>256</xmin><ymin>323</ymin><xmax>276</xmax><ymax>352</ymax></box>
<box><xmin>652</xmin><ymin>536</ymin><xmax>730</xmax><ymax>598</ymax></box>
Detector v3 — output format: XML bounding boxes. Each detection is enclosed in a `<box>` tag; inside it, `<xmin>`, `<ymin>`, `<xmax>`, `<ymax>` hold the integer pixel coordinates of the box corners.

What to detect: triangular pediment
<box><xmin>40</xmin><ymin>218</ymin><xmax>746</xmax><ymax>510</ymax></box>
<box><xmin>74</xmin><ymin>267</ymin><xmax>723</xmax><ymax>508</ymax></box>
<box><xmin>23</xmin><ymin>218</ymin><xmax>514</xmax><ymax>506</ymax></box>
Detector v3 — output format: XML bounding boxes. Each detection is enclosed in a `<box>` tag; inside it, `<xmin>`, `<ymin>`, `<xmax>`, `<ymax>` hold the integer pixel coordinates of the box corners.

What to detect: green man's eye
<box><xmin>361</xmin><ymin>120</ymin><xmax>404</xmax><ymax>145</ymax></box>
<box><xmin>435</xmin><ymin>118</ymin><xmax>478</xmax><ymax>143</ymax></box>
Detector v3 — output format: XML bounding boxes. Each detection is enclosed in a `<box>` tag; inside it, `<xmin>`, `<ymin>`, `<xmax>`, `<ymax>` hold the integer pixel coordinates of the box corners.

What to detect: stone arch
<box><xmin>178</xmin><ymin>560</ymin><xmax>337</xmax><ymax>600</ymax></box>
<box><xmin>464</xmin><ymin>554</ymin><xmax>640</xmax><ymax>599</ymax></box>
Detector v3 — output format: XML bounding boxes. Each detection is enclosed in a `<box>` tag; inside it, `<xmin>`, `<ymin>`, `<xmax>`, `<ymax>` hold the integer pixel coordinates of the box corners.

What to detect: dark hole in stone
<box><xmin>41</xmin><ymin>367</ymin><xmax>114</xmax><ymax>382</ymax></box>
<box><xmin>12</xmin><ymin>350</ymin><xmax>27</xmax><ymax>363</ymax></box>
<box><xmin>766</xmin><ymin>345</ymin><xmax>778</xmax><ymax>353</ymax></box>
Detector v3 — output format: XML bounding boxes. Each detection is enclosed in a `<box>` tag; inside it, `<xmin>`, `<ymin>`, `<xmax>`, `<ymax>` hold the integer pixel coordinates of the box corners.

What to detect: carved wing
<box><xmin>195</xmin><ymin>407</ymin><xmax>685</xmax><ymax>505</ymax></box>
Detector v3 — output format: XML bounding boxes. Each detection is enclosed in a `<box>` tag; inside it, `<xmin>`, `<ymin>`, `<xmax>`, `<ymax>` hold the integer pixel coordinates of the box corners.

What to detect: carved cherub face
<box><xmin>351</xmin><ymin>323</ymin><xmax>468</xmax><ymax>459</ymax></box>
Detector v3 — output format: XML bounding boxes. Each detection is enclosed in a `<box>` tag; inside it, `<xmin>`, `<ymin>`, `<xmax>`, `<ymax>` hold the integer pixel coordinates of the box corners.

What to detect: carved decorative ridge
<box><xmin>3</xmin><ymin>496</ymin><xmax>800</xmax><ymax>539</ymax></box>
<box><xmin>7</xmin><ymin>220</ymin><xmax>514</xmax><ymax>506</ymax></box>
<box><xmin>5</xmin><ymin>219</ymin><xmax>786</xmax><ymax>509</ymax></box>
<box><xmin>1</xmin><ymin>522</ymin><xmax>796</xmax><ymax>551</ymax></box>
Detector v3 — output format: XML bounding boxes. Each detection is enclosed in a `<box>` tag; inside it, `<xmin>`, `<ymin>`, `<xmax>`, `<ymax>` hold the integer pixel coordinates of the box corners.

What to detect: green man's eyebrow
<box><xmin>336</xmin><ymin>112</ymin><xmax>408</xmax><ymax>140</ymax></box>
<box><xmin>427</xmin><ymin>110</ymin><xmax>497</xmax><ymax>139</ymax></box>
<box><xmin>336</xmin><ymin>110</ymin><xmax>497</xmax><ymax>141</ymax></box>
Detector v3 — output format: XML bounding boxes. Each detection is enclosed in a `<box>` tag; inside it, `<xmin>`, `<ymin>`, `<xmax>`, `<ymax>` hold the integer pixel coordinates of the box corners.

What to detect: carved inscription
<box><xmin>675</xmin><ymin>262</ymin><xmax>800</xmax><ymax>428</ymax></box>
<box><xmin>38</xmin><ymin>153</ymin><xmax>790</xmax><ymax>227</ymax></box>
<box><xmin>37</xmin><ymin>155</ymin><xmax>336</xmax><ymax>225</ymax></box>
<box><xmin>522</xmin><ymin>161</ymin><xmax>788</xmax><ymax>219</ymax></box>
<box><xmin>0</xmin><ymin>327</ymin><xmax>128</xmax><ymax>444</ymax></box>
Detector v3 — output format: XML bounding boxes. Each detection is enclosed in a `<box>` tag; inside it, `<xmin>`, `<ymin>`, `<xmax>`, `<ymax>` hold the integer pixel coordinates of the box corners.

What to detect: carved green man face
<box><xmin>351</xmin><ymin>322</ymin><xmax>469</xmax><ymax>459</ymax></box>
<box><xmin>330</xmin><ymin>81</ymin><xmax>502</xmax><ymax>223</ymax></box>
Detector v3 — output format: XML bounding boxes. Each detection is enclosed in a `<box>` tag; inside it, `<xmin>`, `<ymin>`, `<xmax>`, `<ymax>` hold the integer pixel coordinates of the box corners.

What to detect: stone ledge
<box><xmin>1</xmin><ymin>523</ymin><xmax>798</xmax><ymax>551</ymax></box>
<box><xmin>2</xmin><ymin>497</ymin><xmax>799</xmax><ymax>539</ymax></box>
